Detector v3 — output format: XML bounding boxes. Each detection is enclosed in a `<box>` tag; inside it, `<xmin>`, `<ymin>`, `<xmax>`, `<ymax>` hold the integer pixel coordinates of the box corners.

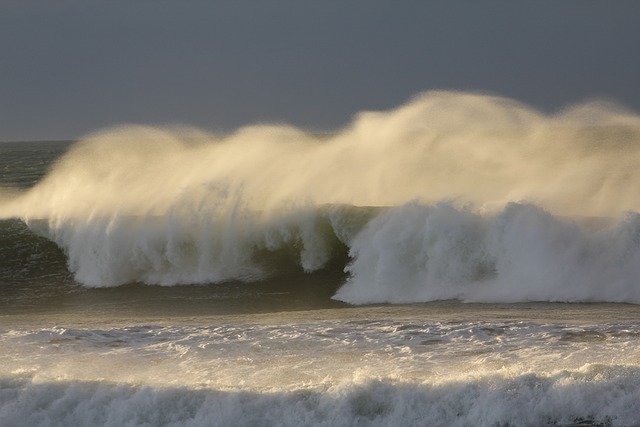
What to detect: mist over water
<box><xmin>3</xmin><ymin>90</ymin><xmax>640</xmax><ymax>219</ymax></box>
<box><xmin>2</xmin><ymin>91</ymin><xmax>640</xmax><ymax>303</ymax></box>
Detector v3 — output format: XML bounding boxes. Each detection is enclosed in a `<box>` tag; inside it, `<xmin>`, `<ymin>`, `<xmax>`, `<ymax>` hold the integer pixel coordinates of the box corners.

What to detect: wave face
<box><xmin>2</xmin><ymin>91</ymin><xmax>640</xmax><ymax>304</ymax></box>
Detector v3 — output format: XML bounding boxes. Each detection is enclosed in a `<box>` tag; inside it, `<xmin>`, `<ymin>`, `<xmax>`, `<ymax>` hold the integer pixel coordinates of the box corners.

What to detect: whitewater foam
<box><xmin>13</xmin><ymin>201</ymin><xmax>640</xmax><ymax>305</ymax></box>
<box><xmin>3</xmin><ymin>313</ymin><xmax>640</xmax><ymax>426</ymax></box>
<box><xmin>337</xmin><ymin>202</ymin><xmax>640</xmax><ymax>304</ymax></box>
<box><xmin>2</xmin><ymin>368</ymin><xmax>639</xmax><ymax>427</ymax></box>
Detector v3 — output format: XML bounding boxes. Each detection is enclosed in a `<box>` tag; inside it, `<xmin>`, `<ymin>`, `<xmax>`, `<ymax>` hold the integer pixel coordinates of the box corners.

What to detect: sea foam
<box><xmin>336</xmin><ymin>202</ymin><xmax>640</xmax><ymax>304</ymax></box>
<box><xmin>2</xmin><ymin>365</ymin><xmax>639</xmax><ymax>427</ymax></box>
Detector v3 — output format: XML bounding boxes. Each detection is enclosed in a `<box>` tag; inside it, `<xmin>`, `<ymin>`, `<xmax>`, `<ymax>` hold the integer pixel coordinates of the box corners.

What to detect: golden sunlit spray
<box><xmin>2</xmin><ymin>91</ymin><xmax>640</xmax><ymax>221</ymax></box>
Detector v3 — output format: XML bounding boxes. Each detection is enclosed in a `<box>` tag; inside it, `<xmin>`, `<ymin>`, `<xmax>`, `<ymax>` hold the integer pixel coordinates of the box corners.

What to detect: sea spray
<box><xmin>2</xmin><ymin>91</ymin><xmax>640</xmax><ymax>221</ymax></box>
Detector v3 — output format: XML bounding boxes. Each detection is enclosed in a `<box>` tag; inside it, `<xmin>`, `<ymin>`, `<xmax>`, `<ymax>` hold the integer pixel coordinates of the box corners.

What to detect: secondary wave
<box><xmin>2</xmin><ymin>365</ymin><xmax>639</xmax><ymax>427</ymax></box>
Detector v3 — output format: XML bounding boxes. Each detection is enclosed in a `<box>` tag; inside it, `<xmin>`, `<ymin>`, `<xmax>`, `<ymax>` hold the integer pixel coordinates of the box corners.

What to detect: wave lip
<box><xmin>21</xmin><ymin>204</ymin><xmax>373</xmax><ymax>288</ymax></box>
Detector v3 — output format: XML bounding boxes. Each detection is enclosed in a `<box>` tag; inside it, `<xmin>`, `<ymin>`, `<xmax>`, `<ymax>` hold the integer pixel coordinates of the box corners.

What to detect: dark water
<box><xmin>0</xmin><ymin>140</ymin><xmax>71</xmax><ymax>188</ymax></box>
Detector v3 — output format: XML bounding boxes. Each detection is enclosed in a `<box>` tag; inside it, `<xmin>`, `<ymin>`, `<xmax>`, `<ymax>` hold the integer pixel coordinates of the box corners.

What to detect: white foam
<box><xmin>2</xmin><ymin>317</ymin><xmax>640</xmax><ymax>427</ymax></box>
<box><xmin>2</xmin><ymin>367</ymin><xmax>639</xmax><ymax>427</ymax></box>
<box><xmin>336</xmin><ymin>202</ymin><xmax>640</xmax><ymax>304</ymax></box>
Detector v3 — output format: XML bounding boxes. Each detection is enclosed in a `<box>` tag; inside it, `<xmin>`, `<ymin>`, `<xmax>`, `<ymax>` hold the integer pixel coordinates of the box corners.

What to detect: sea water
<box><xmin>2</xmin><ymin>92</ymin><xmax>640</xmax><ymax>426</ymax></box>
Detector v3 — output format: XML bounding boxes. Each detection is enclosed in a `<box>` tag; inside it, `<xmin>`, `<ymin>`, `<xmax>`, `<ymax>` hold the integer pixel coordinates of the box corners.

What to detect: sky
<box><xmin>1</xmin><ymin>1</ymin><xmax>640</xmax><ymax>142</ymax></box>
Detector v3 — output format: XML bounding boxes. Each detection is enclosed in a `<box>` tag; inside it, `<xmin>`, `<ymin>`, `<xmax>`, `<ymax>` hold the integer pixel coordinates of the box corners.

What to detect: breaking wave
<box><xmin>2</xmin><ymin>91</ymin><xmax>640</xmax><ymax>304</ymax></box>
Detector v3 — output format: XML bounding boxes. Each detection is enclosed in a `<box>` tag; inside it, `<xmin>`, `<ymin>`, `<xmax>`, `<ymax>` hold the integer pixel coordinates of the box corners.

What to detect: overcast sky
<box><xmin>1</xmin><ymin>1</ymin><xmax>639</xmax><ymax>142</ymax></box>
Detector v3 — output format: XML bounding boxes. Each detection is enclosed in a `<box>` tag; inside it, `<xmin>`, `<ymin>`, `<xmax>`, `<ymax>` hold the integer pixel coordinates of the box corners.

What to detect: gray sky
<box><xmin>1</xmin><ymin>0</ymin><xmax>639</xmax><ymax>142</ymax></box>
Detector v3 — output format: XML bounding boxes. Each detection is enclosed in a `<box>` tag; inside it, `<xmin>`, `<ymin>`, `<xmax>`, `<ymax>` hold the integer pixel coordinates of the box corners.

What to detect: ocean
<box><xmin>2</xmin><ymin>92</ymin><xmax>640</xmax><ymax>426</ymax></box>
